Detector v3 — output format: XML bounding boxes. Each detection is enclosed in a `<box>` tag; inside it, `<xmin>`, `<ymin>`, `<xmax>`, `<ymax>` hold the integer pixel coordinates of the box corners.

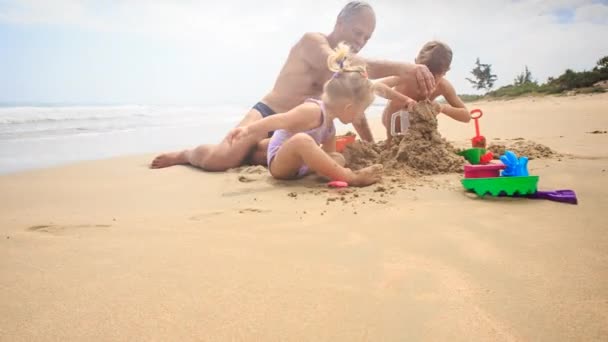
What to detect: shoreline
<box><xmin>3</xmin><ymin>92</ymin><xmax>606</xmax><ymax>176</ymax></box>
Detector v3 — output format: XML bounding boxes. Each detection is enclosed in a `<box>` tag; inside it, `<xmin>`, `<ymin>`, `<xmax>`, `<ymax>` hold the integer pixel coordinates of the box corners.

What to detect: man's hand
<box><xmin>415</xmin><ymin>64</ymin><xmax>436</xmax><ymax>98</ymax></box>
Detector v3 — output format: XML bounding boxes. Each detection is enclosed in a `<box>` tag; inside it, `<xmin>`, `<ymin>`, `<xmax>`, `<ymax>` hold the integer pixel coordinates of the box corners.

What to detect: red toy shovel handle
<box><xmin>470</xmin><ymin>109</ymin><xmax>483</xmax><ymax>119</ymax></box>
<box><xmin>470</xmin><ymin>109</ymin><xmax>483</xmax><ymax>137</ymax></box>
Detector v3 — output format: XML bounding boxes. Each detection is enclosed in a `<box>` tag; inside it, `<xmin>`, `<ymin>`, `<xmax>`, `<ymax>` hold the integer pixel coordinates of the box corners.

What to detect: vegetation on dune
<box><xmin>460</xmin><ymin>56</ymin><xmax>608</xmax><ymax>102</ymax></box>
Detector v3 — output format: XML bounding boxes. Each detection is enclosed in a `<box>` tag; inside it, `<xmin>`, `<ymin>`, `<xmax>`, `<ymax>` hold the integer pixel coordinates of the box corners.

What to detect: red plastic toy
<box><xmin>480</xmin><ymin>151</ymin><xmax>494</xmax><ymax>164</ymax></box>
<box><xmin>335</xmin><ymin>134</ymin><xmax>356</xmax><ymax>152</ymax></box>
<box><xmin>470</xmin><ymin>109</ymin><xmax>486</xmax><ymax>148</ymax></box>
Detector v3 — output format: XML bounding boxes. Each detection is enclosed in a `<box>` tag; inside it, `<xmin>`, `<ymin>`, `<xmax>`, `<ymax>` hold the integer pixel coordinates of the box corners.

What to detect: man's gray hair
<box><xmin>337</xmin><ymin>1</ymin><xmax>374</xmax><ymax>22</ymax></box>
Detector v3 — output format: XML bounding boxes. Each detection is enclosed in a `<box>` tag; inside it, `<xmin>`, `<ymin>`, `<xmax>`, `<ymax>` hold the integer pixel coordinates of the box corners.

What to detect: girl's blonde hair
<box><xmin>322</xmin><ymin>42</ymin><xmax>374</xmax><ymax>106</ymax></box>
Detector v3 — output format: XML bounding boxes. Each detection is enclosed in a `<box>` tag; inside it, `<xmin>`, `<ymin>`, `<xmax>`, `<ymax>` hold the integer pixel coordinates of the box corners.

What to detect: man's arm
<box><xmin>355</xmin><ymin>57</ymin><xmax>436</xmax><ymax>98</ymax></box>
<box><xmin>299</xmin><ymin>33</ymin><xmax>435</xmax><ymax>98</ymax></box>
<box><xmin>299</xmin><ymin>33</ymin><xmax>336</xmax><ymax>76</ymax></box>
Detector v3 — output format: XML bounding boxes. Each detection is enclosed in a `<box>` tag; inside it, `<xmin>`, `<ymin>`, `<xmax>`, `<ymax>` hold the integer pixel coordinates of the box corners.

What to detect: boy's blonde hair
<box><xmin>415</xmin><ymin>41</ymin><xmax>453</xmax><ymax>76</ymax></box>
<box><xmin>322</xmin><ymin>42</ymin><xmax>374</xmax><ymax>106</ymax></box>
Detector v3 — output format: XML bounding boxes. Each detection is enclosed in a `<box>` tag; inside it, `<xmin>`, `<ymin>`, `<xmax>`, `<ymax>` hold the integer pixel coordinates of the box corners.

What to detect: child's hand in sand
<box><xmin>227</xmin><ymin>126</ymin><xmax>250</xmax><ymax>145</ymax></box>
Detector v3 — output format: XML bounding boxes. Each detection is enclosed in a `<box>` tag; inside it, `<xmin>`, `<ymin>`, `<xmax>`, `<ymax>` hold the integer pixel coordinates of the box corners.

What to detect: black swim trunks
<box><xmin>252</xmin><ymin>102</ymin><xmax>276</xmax><ymax>118</ymax></box>
<box><xmin>252</xmin><ymin>102</ymin><xmax>277</xmax><ymax>137</ymax></box>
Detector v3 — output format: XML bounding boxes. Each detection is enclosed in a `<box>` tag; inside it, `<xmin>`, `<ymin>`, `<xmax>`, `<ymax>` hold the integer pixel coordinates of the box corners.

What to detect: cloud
<box><xmin>0</xmin><ymin>0</ymin><xmax>607</xmax><ymax>103</ymax></box>
<box><xmin>574</xmin><ymin>3</ymin><xmax>608</xmax><ymax>23</ymax></box>
<box><xmin>370</xmin><ymin>0</ymin><xmax>608</xmax><ymax>92</ymax></box>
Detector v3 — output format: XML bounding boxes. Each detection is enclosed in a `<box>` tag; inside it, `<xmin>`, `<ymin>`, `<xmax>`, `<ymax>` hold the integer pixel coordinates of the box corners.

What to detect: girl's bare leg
<box><xmin>269</xmin><ymin>133</ymin><xmax>382</xmax><ymax>187</ymax></box>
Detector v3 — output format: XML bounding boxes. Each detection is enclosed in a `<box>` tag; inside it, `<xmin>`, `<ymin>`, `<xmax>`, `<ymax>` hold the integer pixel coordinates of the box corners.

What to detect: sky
<box><xmin>0</xmin><ymin>0</ymin><xmax>607</xmax><ymax>106</ymax></box>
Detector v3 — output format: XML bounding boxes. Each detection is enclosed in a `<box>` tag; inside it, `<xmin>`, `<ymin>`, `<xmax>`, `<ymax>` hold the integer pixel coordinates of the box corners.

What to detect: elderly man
<box><xmin>151</xmin><ymin>1</ymin><xmax>435</xmax><ymax>171</ymax></box>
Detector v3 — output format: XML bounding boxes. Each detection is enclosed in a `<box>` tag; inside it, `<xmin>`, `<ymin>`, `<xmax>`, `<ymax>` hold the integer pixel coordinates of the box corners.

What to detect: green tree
<box><xmin>594</xmin><ymin>56</ymin><xmax>608</xmax><ymax>72</ymax></box>
<box><xmin>514</xmin><ymin>66</ymin><xmax>535</xmax><ymax>86</ymax></box>
<box><xmin>466</xmin><ymin>58</ymin><xmax>498</xmax><ymax>92</ymax></box>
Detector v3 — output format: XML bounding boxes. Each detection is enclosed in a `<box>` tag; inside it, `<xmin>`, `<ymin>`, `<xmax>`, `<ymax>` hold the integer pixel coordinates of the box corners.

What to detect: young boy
<box><xmin>378</xmin><ymin>41</ymin><xmax>471</xmax><ymax>143</ymax></box>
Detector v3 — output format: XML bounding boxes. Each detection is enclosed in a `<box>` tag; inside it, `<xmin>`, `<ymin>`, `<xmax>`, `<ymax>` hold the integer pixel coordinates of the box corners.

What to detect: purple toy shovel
<box><xmin>499</xmin><ymin>189</ymin><xmax>578</xmax><ymax>204</ymax></box>
<box><xmin>527</xmin><ymin>190</ymin><xmax>578</xmax><ymax>205</ymax></box>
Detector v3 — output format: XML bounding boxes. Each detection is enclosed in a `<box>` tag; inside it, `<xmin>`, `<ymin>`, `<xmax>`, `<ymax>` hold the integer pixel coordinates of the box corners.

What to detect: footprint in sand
<box><xmin>238</xmin><ymin>208</ymin><xmax>271</xmax><ymax>214</ymax></box>
<box><xmin>189</xmin><ymin>208</ymin><xmax>270</xmax><ymax>220</ymax></box>
<box><xmin>230</xmin><ymin>165</ymin><xmax>267</xmax><ymax>175</ymax></box>
<box><xmin>27</xmin><ymin>224</ymin><xmax>111</xmax><ymax>235</ymax></box>
<box><xmin>238</xmin><ymin>175</ymin><xmax>257</xmax><ymax>183</ymax></box>
<box><xmin>239</xmin><ymin>208</ymin><xmax>270</xmax><ymax>214</ymax></box>
<box><xmin>189</xmin><ymin>211</ymin><xmax>226</xmax><ymax>221</ymax></box>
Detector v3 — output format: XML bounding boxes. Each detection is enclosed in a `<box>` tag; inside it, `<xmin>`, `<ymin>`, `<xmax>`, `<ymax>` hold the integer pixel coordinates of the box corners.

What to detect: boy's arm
<box><xmin>354</xmin><ymin>79</ymin><xmax>415</xmax><ymax>143</ymax></box>
<box><xmin>353</xmin><ymin>76</ymin><xmax>413</xmax><ymax>142</ymax></box>
<box><xmin>438</xmin><ymin>80</ymin><xmax>471</xmax><ymax>123</ymax></box>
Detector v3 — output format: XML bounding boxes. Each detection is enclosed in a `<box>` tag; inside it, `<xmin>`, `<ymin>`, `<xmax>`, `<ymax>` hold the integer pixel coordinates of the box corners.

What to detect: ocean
<box><xmin>0</xmin><ymin>103</ymin><xmax>385</xmax><ymax>174</ymax></box>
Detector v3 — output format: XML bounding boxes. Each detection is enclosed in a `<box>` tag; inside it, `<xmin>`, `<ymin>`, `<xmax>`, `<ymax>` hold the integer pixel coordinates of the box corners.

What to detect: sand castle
<box><xmin>343</xmin><ymin>100</ymin><xmax>465</xmax><ymax>175</ymax></box>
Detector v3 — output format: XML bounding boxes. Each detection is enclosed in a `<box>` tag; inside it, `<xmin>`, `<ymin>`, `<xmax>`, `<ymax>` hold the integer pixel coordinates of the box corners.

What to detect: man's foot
<box><xmin>150</xmin><ymin>151</ymin><xmax>188</xmax><ymax>169</ymax></box>
<box><xmin>351</xmin><ymin>164</ymin><xmax>383</xmax><ymax>187</ymax></box>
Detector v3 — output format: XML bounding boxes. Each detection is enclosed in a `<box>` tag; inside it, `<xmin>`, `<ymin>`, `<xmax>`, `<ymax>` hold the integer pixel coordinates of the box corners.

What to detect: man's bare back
<box><xmin>261</xmin><ymin>33</ymin><xmax>334</xmax><ymax>114</ymax></box>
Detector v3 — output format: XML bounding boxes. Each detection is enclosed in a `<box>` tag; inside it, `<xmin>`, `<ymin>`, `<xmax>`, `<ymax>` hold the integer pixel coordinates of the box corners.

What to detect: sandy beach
<box><xmin>1</xmin><ymin>93</ymin><xmax>607</xmax><ymax>341</ymax></box>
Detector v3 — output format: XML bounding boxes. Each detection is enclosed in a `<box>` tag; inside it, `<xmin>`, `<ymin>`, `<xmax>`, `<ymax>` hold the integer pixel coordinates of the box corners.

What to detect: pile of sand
<box><xmin>487</xmin><ymin>140</ymin><xmax>558</xmax><ymax>160</ymax></box>
<box><xmin>343</xmin><ymin>100</ymin><xmax>465</xmax><ymax>176</ymax></box>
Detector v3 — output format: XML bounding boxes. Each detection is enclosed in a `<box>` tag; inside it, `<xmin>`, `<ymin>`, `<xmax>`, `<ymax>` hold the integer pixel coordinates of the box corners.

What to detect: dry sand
<box><xmin>1</xmin><ymin>93</ymin><xmax>608</xmax><ymax>341</ymax></box>
<box><xmin>343</xmin><ymin>100</ymin><xmax>464</xmax><ymax>176</ymax></box>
